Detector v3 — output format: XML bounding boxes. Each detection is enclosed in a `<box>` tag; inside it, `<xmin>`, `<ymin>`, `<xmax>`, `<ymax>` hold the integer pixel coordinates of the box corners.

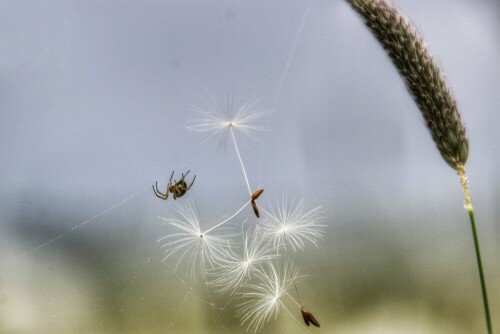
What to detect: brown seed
<box><xmin>250</xmin><ymin>188</ymin><xmax>264</xmax><ymax>218</ymax></box>
<box><xmin>251</xmin><ymin>200</ymin><xmax>260</xmax><ymax>218</ymax></box>
<box><xmin>301</xmin><ymin>308</ymin><xmax>310</xmax><ymax>326</ymax></box>
<box><xmin>251</xmin><ymin>188</ymin><xmax>264</xmax><ymax>201</ymax></box>
<box><xmin>301</xmin><ymin>308</ymin><xmax>320</xmax><ymax>328</ymax></box>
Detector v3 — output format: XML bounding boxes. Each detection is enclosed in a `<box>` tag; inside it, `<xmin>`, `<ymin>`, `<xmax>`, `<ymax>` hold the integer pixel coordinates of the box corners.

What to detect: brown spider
<box><xmin>153</xmin><ymin>170</ymin><xmax>196</xmax><ymax>200</ymax></box>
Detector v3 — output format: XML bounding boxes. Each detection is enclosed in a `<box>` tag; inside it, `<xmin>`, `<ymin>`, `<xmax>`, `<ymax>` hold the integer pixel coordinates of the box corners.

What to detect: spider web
<box><xmin>4</xmin><ymin>1</ymin><xmax>491</xmax><ymax>332</ymax></box>
<box><xmin>0</xmin><ymin>1</ymin><xmax>319</xmax><ymax>333</ymax></box>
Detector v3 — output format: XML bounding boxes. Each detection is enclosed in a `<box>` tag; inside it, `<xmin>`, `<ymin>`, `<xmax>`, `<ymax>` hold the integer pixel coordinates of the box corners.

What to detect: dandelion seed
<box><xmin>251</xmin><ymin>200</ymin><xmax>260</xmax><ymax>218</ymax></box>
<box><xmin>187</xmin><ymin>90</ymin><xmax>270</xmax><ymax>196</ymax></box>
<box><xmin>251</xmin><ymin>188</ymin><xmax>265</xmax><ymax>218</ymax></box>
<box><xmin>301</xmin><ymin>307</ymin><xmax>320</xmax><ymax>328</ymax></box>
<box><xmin>208</xmin><ymin>228</ymin><xmax>277</xmax><ymax>294</ymax></box>
<box><xmin>251</xmin><ymin>188</ymin><xmax>264</xmax><ymax>201</ymax></box>
<box><xmin>236</xmin><ymin>262</ymin><xmax>308</xmax><ymax>333</ymax></box>
<box><xmin>186</xmin><ymin>90</ymin><xmax>269</xmax><ymax>148</ymax></box>
<box><xmin>157</xmin><ymin>201</ymin><xmax>234</xmax><ymax>279</ymax></box>
<box><xmin>260</xmin><ymin>196</ymin><xmax>326</xmax><ymax>252</ymax></box>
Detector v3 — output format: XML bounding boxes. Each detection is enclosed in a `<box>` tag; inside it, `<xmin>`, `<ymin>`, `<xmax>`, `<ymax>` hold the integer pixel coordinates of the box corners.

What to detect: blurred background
<box><xmin>1</xmin><ymin>0</ymin><xmax>499</xmax><ymax>333</ymax></box>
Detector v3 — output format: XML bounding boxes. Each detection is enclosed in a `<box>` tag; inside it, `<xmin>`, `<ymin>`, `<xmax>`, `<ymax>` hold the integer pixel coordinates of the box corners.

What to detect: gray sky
<box><xmin>1</xmin><ymin>0</ymin><xmax>499</xmax><ymax>333</ymax></box>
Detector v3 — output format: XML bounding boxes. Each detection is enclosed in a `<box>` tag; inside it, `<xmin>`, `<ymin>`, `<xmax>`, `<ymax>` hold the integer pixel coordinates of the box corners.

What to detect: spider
<box><xmin>153</xmin><ymin>170</ymin><xmax>196</xmax><ymax>200</ymax></box>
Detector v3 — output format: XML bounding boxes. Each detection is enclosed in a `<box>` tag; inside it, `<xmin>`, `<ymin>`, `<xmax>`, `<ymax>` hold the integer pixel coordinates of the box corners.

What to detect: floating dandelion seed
<box><xmin>208</xmin><ymin>227</ymin><xmax>277</xmax><ymax>294</ymax></box>
<box><xmin>236</xmin><ymin>262</ymin><xmax>308</xmax><ymax>333</ymax></box>
<box><xmin>260</xmin><ymin>197</ymin><xmax>326</xmax><ymax>252</ymax></box>
<box><xmin>187</xmin><ymin>90</ymin><xmax>270</xmax><ymax>197</ymax></box>
<box><xmin>301</xmin><ymin>307</ymin><xmax>320</xmax><ymax>328</ymax></box>
<box><xmin>251</xmin><ymin>188</ymin><xmax>265</xmax><ymax>218</ymax></box>
<box><xmin>157</xmin><ymin>201</ymin><xmax>234</xmax><ymax>279</ymax></box>
<box><xmin>186</xmin><ymin>90</ymin><xmax>269</xmax><ymax>148</ymax></box>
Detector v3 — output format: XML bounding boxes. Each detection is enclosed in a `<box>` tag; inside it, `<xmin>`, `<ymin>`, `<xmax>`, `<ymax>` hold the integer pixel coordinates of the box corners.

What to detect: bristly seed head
<box><xmin>347</xmin><ymin>0</ymin><xmax>469</xmax><ymax>171</ymax></box>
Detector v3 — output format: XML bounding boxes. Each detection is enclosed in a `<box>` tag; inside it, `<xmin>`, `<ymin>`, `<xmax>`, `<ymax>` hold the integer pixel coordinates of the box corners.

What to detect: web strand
<box><xmin>1</xmin><ymin>187</ymin><xmax>150</xmax><ymax>265</ymax></box>
<box><xmin>0</xmin><ymin>2</ymin><xmax>319</xmax><ymax>332</ymax></box>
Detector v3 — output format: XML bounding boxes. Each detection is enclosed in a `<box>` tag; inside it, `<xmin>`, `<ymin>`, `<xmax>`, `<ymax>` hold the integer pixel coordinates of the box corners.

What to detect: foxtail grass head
<box><xmin>347</xmin><ymin>0</ymin><xmax>469</xmax><ymax>171</ymax></box>
<box><xmin>347</xmin><ymin>6</ymin><xmax>493</xmax><ymax>331</ymax></box>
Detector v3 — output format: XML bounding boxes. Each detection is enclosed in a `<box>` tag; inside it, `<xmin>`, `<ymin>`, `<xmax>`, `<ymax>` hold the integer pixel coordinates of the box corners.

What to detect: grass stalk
<box><xmin>347</xmin><ymin>0</ymin><xmax>493</xmax><ymax>331</ymax></box>
<box><xmin>457</xmin><ymin>165</ymin><xmax>492</xmax><ymax>334</ymax></box>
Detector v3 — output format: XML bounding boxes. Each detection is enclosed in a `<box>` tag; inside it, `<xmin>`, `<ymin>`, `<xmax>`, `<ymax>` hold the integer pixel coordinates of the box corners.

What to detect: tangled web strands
<box><xmin>348</xmin><ymin>0</ymin><xmax>469</xmax><ymax>170</ymax></box>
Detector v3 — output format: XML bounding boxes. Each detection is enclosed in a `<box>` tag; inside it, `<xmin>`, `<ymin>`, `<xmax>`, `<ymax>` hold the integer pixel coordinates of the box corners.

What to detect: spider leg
<box><xmin>153</xmin><ymin>181</ymin><xmax>168</xmax><ymax>200</ymax></box>
<box><xmin>152</xmin><ymin>182</ymin><xmax>163</xmax><ymax>199</ymax></box>
<box><xmin>169</xmin><ymin>171</ymin><xmax>174</xmax><ymax>183</ymax></box>
<box><xmin>152</xmin><ymin>183</ymin><xmax>161</xmax><ymax>197</ymax></box>
<box><xmin>186</xmin><ymin>174</ymin><xmax>196</xmax><ymax>190</ymax></box>
<box><xmin>179</xmin><ymin>170</ymin><xmax>190</xmax><ymax>182</ymax></box>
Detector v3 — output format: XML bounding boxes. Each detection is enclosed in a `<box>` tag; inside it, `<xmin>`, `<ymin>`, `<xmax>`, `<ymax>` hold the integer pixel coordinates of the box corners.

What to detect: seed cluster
<box><xmin>348</xmin><ymin>0</ymin><xmax>469</xmax><ymax>170</ymax></box>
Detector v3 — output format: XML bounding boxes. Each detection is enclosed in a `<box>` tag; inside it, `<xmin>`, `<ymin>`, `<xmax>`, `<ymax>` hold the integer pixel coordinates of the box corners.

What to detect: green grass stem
<box><xmin>458</xmin><ymin>165</ymin><xmax>492</xmax><ymax>334</ymax></box>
